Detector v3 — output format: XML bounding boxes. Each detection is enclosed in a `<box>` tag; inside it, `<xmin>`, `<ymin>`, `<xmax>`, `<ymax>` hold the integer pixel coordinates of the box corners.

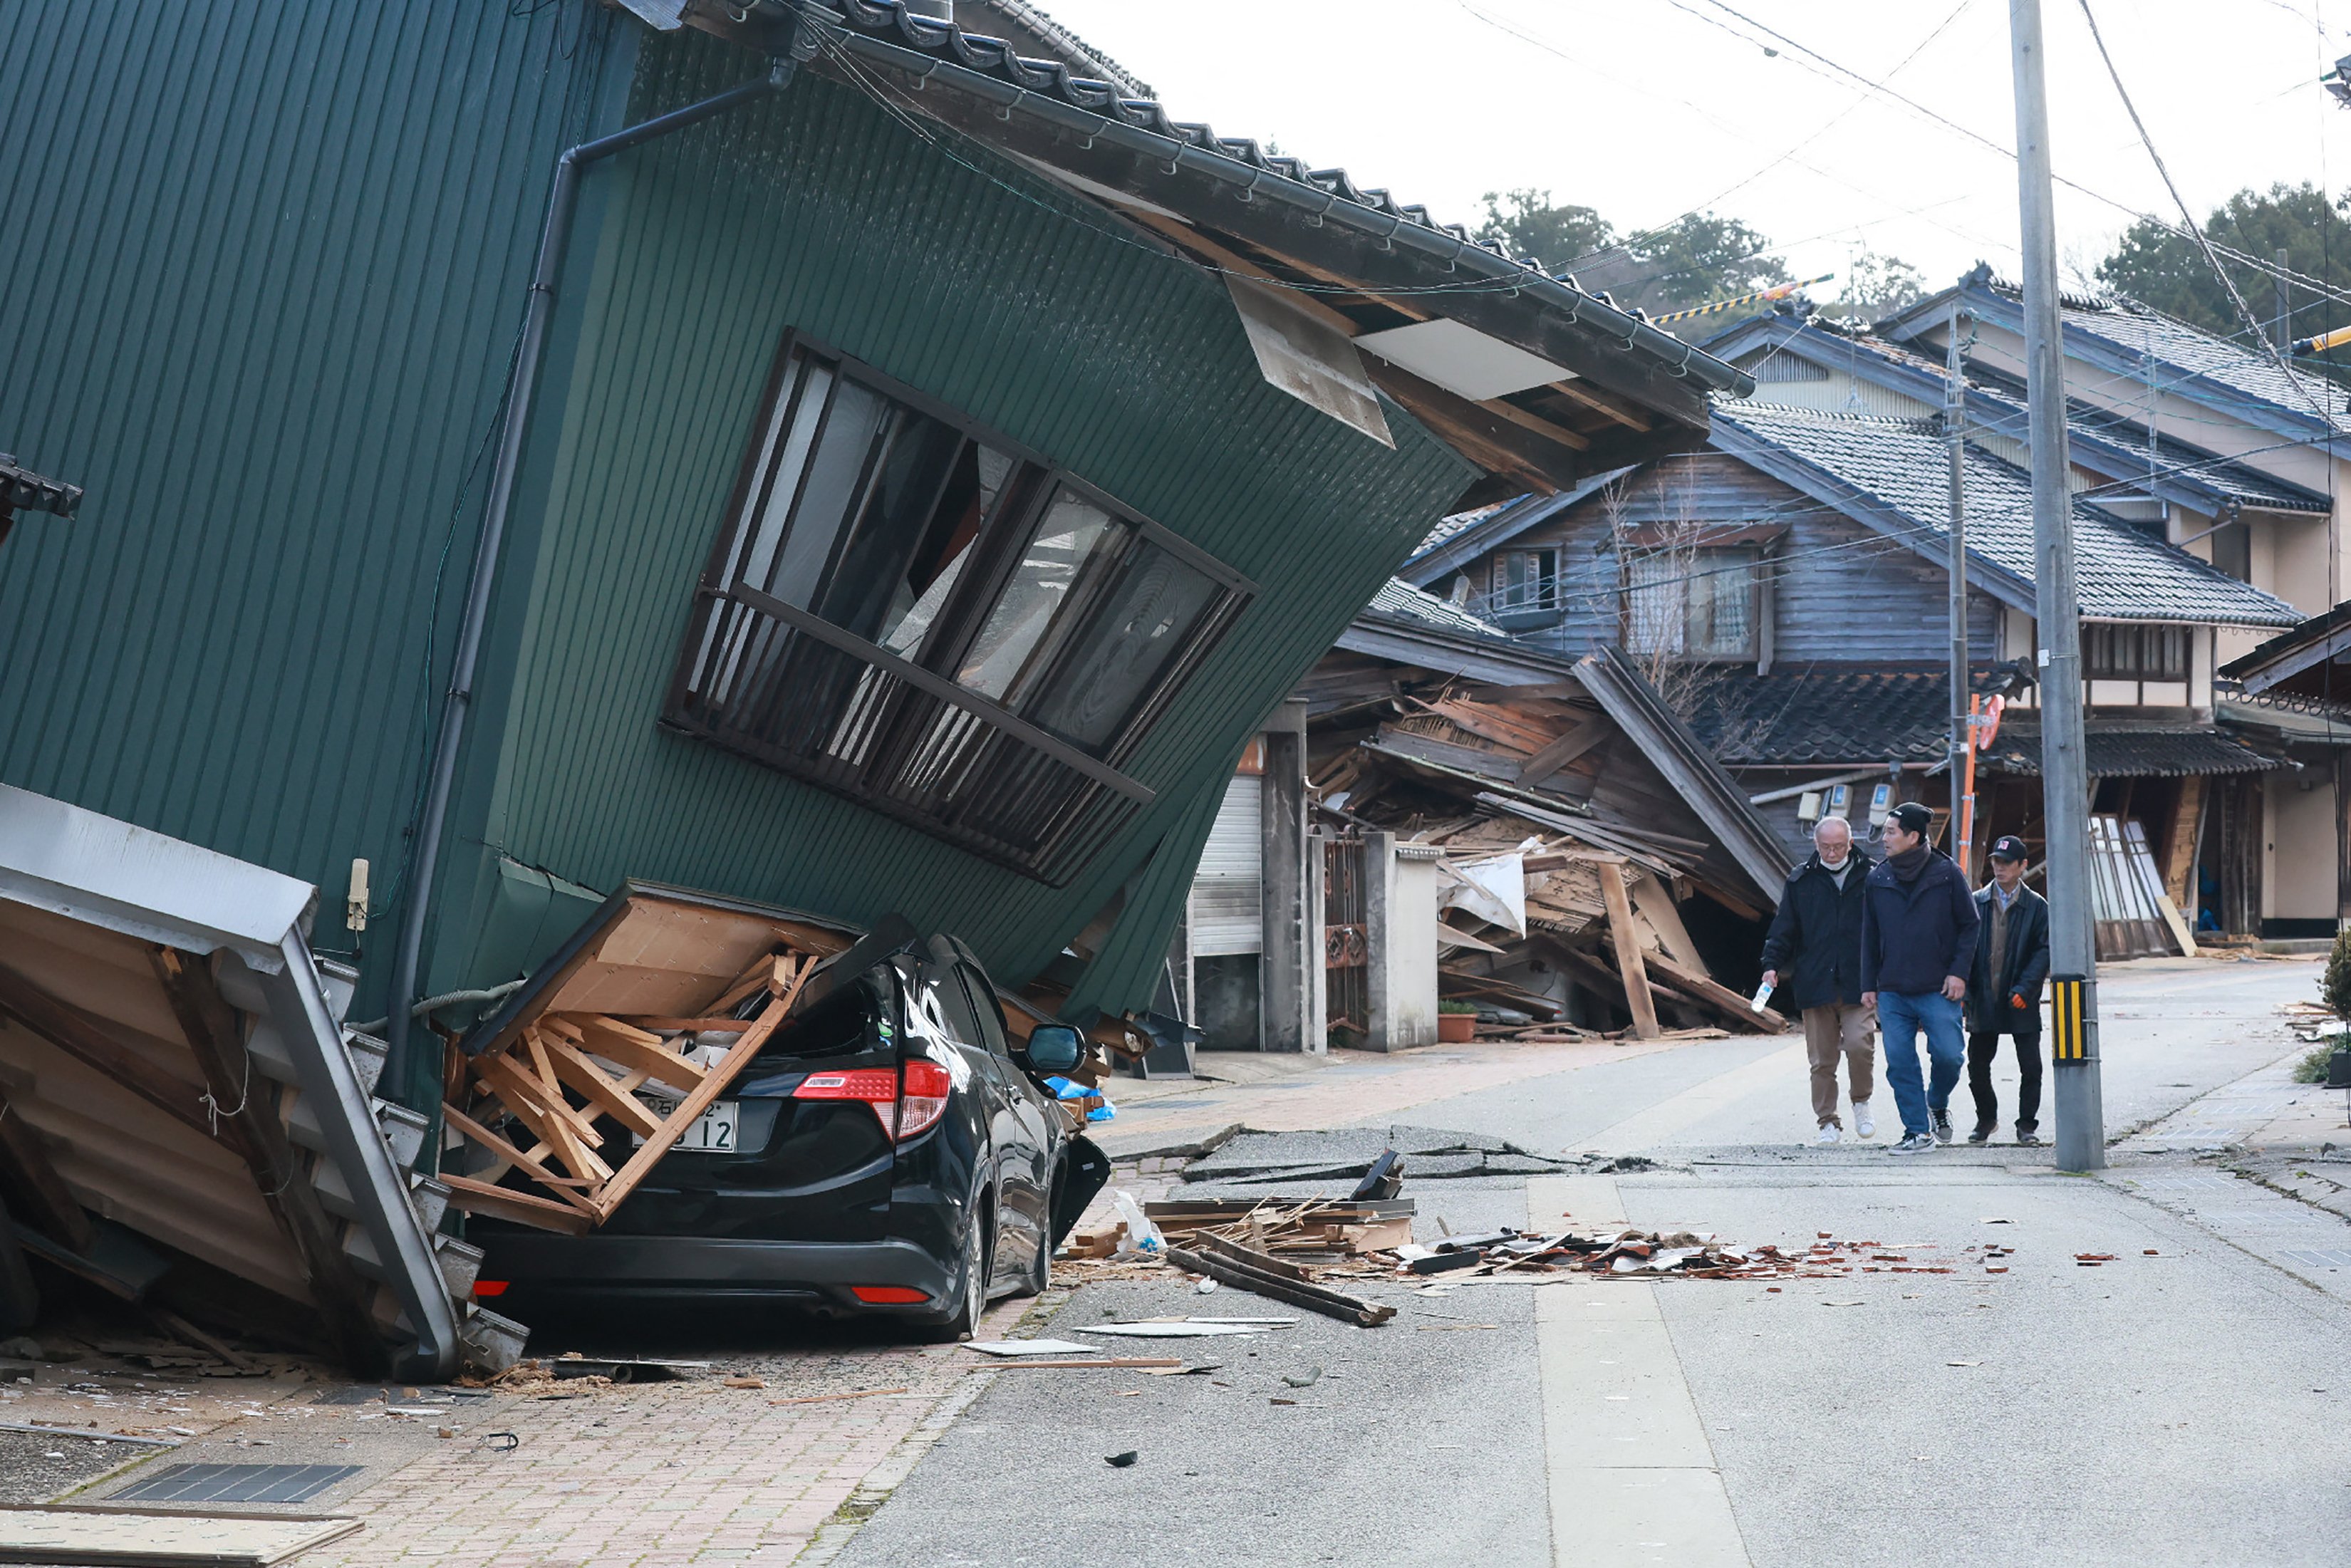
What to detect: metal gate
<box><xmin>1324</xmin><ymin>833</ymin><xmax>1367</xmax><ymax>1035</ymax></box>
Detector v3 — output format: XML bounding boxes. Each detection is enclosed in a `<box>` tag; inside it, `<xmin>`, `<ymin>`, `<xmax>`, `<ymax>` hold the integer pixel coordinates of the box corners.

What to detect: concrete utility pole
<box><xmin>1946</xmin><ymin>303</ymin><xmax>1972</xmax><ymax>869</ymax></box>
<box><xmin>2010</xmin><ymin>0</ymin><xmax>2105</xmax><ymax>1170</ymax></box>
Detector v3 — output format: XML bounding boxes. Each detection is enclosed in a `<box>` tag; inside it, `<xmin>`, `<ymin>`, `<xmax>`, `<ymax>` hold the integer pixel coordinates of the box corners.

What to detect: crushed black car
<box><xmin>461</xmin><ymin>893</ymin><xmax>1109</xmax><ymax>1339</ymax></box>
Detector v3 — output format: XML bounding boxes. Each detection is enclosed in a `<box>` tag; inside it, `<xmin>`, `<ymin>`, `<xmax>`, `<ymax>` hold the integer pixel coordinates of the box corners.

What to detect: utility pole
<box><xmin>2010</xmin><ymin>0</ymin><xmax>2105</xmax><ymax>1171</ymax></box>
<box><xmin>1946</xmin><ymin>303</ymin><xmax>1973</xmax><ymax>872</ymax></box>
<box><xmin>2275</xmin><ymin>249</ymin><xmax>2292</xmax><ymax>351</ymax></box>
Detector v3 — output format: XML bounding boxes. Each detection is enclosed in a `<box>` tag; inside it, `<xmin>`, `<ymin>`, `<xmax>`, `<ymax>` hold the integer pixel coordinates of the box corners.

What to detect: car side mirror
<box><xmin>1025</xmin><ymin>1023</ymin><xmax>1085</xmax><ymax>1074</ymax></box>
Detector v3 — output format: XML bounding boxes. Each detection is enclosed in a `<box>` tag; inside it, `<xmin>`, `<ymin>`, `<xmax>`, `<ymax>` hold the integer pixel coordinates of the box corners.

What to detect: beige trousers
<box><xmin>1802</xmin><ymin>1002</ymin><xmax>1876</xmax><ymax>1127</ymax></box>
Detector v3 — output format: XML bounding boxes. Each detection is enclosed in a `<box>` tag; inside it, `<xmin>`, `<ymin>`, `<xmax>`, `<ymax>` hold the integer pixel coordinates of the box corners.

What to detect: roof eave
<box><xmin>697</xmin><ymin>2</ymin><xmax>1754</xmax><ymax>438</ymax></box>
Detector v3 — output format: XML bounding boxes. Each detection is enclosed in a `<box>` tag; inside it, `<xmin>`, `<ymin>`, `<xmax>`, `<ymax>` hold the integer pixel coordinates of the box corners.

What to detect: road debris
<box><xmin>1105</xmin><ymin>1451</ymin><xmax>1138</xmax><ymax>1468</ymax></box>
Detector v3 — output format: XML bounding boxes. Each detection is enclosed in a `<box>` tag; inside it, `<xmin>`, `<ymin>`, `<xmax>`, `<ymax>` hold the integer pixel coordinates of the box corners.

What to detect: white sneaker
<box><xmin>1815</xmin><ymin>1123</ymin><xmax>1842</xmax><ymax>1146</ymax></box>
<box><xmin>1853</xmin><ymin>1101</ymin><xmax>1876</xmax><ymax>1139</ymax></box>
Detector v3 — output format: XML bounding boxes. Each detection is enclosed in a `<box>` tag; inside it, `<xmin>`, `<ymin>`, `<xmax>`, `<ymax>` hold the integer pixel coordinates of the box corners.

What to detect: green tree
<box><xmin>2095</xmin><ymin>182</ymin><xmax>2351</xmax><ymax>353</ymax></box>
<box><xmin>1471</xmin><ymin>192</ymin><xmax>1792</xmax><ymax>319</ymax></box>
<box><xmin>1476</xmin><ymin>189</ymin><xmax>1614</xmax><ymax>269</ymax></box>
<box><xmin>1832</xmin><ymin>250</ymin><xmax>1928</xmax><ymax>323</ymax></box>
<box><xmin>2325</xmin><ymin>925</ymin><xmax>2351</xmax><ymax>1019</ymax></box>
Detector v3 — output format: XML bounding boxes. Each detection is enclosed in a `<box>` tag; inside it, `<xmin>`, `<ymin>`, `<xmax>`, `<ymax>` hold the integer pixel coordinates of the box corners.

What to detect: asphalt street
<box><xmin>832</xmin><ymin>956</ymin><xmax>2351</xmax><ymax>1568</ymax></box>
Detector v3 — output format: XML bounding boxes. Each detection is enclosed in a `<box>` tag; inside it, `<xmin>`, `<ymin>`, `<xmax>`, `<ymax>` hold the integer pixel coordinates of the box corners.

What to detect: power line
<box><xmin>1668</xmin><ymin>0</ymin><xmax>2351</xmax><ymax>317</ymax></box>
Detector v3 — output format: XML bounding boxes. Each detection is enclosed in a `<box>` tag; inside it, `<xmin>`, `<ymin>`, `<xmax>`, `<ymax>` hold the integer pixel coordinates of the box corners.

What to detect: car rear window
<box><xmin>755</xmin><ymin>972</ymin><xmax>886</xmax><ymax>1060</ymax></box>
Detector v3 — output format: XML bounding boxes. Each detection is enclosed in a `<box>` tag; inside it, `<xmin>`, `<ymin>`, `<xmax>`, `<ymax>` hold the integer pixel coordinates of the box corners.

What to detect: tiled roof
<box><xmin>1678</xmin><ymin>665</ymin><xmax>2028</xmax><ymax>767</ymax></box>
<box><xmin>1981</xmin><ymin>720</ymin><xmax>2288</xmax><ymax>778</ymax></box>
<box><xmin>1418</xmin><ymin>502</ymin><xmax>1512</xmax><ymax>558</ymax></box>
<box><xmin>1720</xmin><ymin>314</ymin><xmax>2329</xmax><ymax>516</ymax></box>
<box><xmin>824</xmin><ymin>0</ymin><xmax>1752</xmax><ymax>398</ymax></box>
<box><xmin>1366</xmin><ymin>578</ymin><xmax>1507</xmax><ymax>640</ymax></box>
<box><xmin>2050</xmin><ymin>294</ymin><xmax>2351</xmax><ymax>436</ymax></box>
<box><xmin>1951</xmin><ymin>360</ymin><xmax>2330</xmax><ymax>514</ymax></box>
<box><xmin>1714</xmin><ymin>403</ymin><xmax>2303</xmax><ymax>628</ymax></box>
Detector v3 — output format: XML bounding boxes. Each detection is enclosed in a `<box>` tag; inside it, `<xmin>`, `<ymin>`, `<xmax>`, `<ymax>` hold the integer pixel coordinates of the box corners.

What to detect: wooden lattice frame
<box><xmin>441</xmin><ymin>944</ymin><xmax>823</xmax><ymax>1235</ymax></box>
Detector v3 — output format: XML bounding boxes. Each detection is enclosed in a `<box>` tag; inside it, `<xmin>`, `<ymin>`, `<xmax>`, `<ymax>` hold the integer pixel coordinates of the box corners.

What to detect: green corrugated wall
<box><xmin>0</xmin><ymin>0</ymin><xmax>621</xmax><ymax>1014</ymax></box>
<box><xmin>437</xmin><ymin>30</ymin><xmax>1470</xmax><ymax>1007</ymax></box>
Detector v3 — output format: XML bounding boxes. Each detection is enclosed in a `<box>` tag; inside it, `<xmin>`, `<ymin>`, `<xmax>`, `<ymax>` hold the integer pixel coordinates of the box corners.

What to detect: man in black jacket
<box><xmin>1860</xmin><ymin>801</ymin><xmax>1980</xmax><ymax>1154</ymax></box>
<box><xmin>1760</xmin><ymin>816</ymin><xmax>1875</xmax><ymax>1145</ymax></box>
<box><xmin>1965</xmin><ymin>836</ymin><xmax>2051</xmax><ymax>1146</ymax></box>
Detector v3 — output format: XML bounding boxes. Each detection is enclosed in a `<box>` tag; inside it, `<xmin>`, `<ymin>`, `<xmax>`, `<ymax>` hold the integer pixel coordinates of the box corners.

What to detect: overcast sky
<box><xmin>1032</xmin><ymin>0</ymin><xmax>2351</xmax><ymax>311</ymax></box>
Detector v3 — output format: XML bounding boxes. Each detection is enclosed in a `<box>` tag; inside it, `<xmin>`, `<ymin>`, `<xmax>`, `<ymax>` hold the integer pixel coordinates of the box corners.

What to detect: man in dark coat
<box><xmin>1859</xmin><ymin>801</ymin><xmax>1980</xmax><ymax>1153</ymax></box>
<box><xmin>1760</xmin><ymin>815</ymin><xmax>1875</xmax><ymax>1145</ymax></box>
<box><xmin>1965</xmin><ymin>835</ymin><xmax>2051</xmax><ymax>1146</ymax></box>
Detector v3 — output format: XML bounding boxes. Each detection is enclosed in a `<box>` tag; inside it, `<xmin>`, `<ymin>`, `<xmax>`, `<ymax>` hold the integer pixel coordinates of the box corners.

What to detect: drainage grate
<box><xmin>108</xmin><ymin>1463</ymin><xmax>362</xmax><ymax>1505</ymax></box>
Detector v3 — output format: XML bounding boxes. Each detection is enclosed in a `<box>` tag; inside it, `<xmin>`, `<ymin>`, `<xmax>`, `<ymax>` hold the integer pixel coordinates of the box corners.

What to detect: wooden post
<box><xmin>2164</xmin><ymin>776</ymin><xmax>2204</xmax><ymax>911</ymax></box>
<box><xmin>1599</xmin><ymin>865</ymin><xmax>1661</xmax><ymax>1040</ymax></box>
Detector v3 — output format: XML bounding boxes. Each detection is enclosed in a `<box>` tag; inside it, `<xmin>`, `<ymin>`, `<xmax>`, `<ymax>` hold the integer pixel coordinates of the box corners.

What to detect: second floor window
<box><xmin>1491</xmin><ymin>549</ymin><xmax>1559</xmax><ymax>613</ymax></box>
<box><xmin>1624</xmin><ymin>546</ymin><xmax>1759</xmax><ymax>659</ymax></box>
<box><xmin>667</xmin><ymin>333</ymin><xmax>1252</xmax><ymax>881</ymax></box>
<box><xmin>2083</xmin><ymin>623</ymin><xmax>2187</xmax><ymax>682</ymax></box>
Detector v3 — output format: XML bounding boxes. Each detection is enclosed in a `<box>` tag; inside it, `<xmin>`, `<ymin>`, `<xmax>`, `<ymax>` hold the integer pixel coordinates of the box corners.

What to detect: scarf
<box><xmin>1889</xmin><ymin>843</ymin><xmax>1931</xmax><ymax>883</ymax></box>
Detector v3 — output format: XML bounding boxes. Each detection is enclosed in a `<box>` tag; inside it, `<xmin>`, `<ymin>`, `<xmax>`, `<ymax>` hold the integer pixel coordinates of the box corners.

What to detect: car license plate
<box><xmin>634</xmin><ymin>1096</ymin><xmax>739</xmax><ymax>1153</ymax></box>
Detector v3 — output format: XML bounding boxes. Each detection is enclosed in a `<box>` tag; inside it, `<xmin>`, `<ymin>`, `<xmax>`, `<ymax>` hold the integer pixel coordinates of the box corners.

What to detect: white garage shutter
<box><xmin>1189</xmin><ymin>773</ymin><xmax>1262</xmax><ymax>956</ymax></box>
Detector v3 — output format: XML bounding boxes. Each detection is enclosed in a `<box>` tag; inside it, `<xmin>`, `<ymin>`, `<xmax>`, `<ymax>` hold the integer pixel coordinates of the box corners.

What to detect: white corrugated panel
<box><xmin>1189</xmin><ymin>774</ymin><xmax>1262</xmax><ymax>956</ymax></box>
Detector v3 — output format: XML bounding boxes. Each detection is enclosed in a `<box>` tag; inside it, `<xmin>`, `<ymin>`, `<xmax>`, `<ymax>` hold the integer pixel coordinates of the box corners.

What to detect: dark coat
<box><xmin>1966</xmin><ymin>882</ymin><xmax>2050</xmax><ymax>1034</ymax></box>
<box><xmin>1758</xmin><ymin>850</ymin><xmax>1873</xmax><ymax>1012</ymax></box>
<box><xmin>1859</xmin><ymin>849</ymin><xmax>1980</xmax><ymax>997</ymax></box>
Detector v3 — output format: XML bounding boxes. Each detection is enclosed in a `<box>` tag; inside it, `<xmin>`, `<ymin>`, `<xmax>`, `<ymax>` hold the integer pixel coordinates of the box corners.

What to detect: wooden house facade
<box><xmin>1403</xmin><ymin>303</ymin><xmax>2315</xmax><ymax>939</ymax></box>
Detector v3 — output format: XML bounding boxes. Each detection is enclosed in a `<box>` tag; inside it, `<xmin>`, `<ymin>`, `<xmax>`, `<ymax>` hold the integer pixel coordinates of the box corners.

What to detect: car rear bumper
<box><xmin>476</xmin><ymin>1233</ymin><xmax>955</xmax><ymax>1314</ymax></box>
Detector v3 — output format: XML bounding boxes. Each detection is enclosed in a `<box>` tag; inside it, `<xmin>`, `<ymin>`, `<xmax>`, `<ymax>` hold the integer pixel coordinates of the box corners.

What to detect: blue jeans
<box><xmin>1876</xmin><ymin>990</ymin><xmax>1966</xmax><ymax>1137</ymax></box>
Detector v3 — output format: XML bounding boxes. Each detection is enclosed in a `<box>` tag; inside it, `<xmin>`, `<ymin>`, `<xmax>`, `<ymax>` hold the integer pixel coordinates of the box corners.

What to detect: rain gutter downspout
<box><xmin>387</xmin><ymin>51</ymin><xmax>803</xmax><ymax>1109</ymax></box>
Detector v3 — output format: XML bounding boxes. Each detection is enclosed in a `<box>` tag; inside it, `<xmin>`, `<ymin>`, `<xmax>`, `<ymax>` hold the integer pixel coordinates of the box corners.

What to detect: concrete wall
<box><xmin>2264</xmin><ymin>771</ymin><xmax>2338</xmax><ymax>925</ymax></box>
<box><xmin>1365</xmin><ymin>838</ymin><xmax>1441</xmax><ymax>1052</ymax></box>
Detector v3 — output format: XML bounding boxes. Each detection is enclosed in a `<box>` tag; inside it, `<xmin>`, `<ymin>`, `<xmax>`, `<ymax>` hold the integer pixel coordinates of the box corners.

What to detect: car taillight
<box><xmin>792</xmin><ymin>1061</ymin><xmax>952</xmax><ymax>1142</ymax></box>
<box><xmin>897</xmin><ymin>1059</ymin><xmax>951</xmax><ymax>1142</ymax></box>
<box><xmin>850</xmin><ymin>1285</ymin><xmax>930</xmax><ymax>1304</ymax></box>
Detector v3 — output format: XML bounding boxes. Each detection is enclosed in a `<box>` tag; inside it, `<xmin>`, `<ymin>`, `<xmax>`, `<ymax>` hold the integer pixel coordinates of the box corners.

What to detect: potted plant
<box><xmin>1437</xmin><ymin>1000</ymin><xmax>1479</xmax><ymax>1043</ymax></box>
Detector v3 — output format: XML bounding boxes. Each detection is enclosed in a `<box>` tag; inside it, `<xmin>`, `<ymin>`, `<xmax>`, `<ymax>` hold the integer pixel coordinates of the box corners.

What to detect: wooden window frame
<box><xmin>2082</xmin><ymin>623</ymin><xmax>2187</xmax><ymax>682</ymax></box>
<box><xmin>663</xmin><ymin>330</ymin><xmax>1255</xmax><ymax>881</ymax></box>
<box><xmin>1619</xmin><ymin>543</ymin><xmax>1760</xmax><ymax>663</ymax></box>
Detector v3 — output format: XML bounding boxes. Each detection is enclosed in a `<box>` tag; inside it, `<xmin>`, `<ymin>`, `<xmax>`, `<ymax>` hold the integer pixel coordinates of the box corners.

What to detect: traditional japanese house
<box><xmin>1402</xmin><ymin>297</ymin><xmax>2309</xmax><ymax>940</ymax></box>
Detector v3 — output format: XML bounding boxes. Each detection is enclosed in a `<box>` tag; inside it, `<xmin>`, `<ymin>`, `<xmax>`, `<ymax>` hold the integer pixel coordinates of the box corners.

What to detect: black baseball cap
<box><xmin>1989</xmin><ymin>834</ymin><xmax>2029</xmax><ymax>862</ymax></box>
<box><xmin>1887</xmin><ymin>801</ymin><xmax>1935</xmax><ymax>837</ymax></box>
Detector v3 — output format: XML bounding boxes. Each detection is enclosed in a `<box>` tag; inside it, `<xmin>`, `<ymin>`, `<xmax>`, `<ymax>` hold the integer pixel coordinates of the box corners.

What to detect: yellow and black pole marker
<box><xmin>2048</xmin><ymin>975</ymin><xmax>2094</xmax><ymax>1062</ymax></box>
<box><xmin>2290</xmin><ymin>323</ymin><xmax>2351</xmax><ymax>358</ymax></box>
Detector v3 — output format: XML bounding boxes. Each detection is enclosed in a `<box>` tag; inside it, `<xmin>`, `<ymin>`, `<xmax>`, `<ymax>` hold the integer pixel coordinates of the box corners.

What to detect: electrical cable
<box><xmin>1668</xmin><ymin>0</ymin><xmax>2351</xmax><ymax>317</ymax></box>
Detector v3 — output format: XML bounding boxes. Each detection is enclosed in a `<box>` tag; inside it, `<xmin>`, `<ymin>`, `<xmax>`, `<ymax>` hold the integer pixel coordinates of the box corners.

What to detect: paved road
<box><xmin>831</xmin><ymin>956</ymin><xmax>2351</xmax><ymax>1567</ymax></box>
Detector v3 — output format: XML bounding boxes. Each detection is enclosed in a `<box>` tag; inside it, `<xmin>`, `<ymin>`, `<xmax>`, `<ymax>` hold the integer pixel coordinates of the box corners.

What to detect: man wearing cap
<box><xmin>1859</xmin><ymin>801</ymin><xmax>1980</xmax><ymax>1153</ymax></box>
<box><xmin>1759</xmin><ymin>815</ymin><xmax>1876</xmax><ymax>1146</ymax></box>
<box><xmin>1965</xmin><ymin>836</ymin><xmax>2050</xmax><ymax>1146</ymax></box>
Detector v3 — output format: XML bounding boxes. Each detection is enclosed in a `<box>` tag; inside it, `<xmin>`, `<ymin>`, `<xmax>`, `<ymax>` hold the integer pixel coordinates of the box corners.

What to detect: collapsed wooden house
<box><xmin>0</xmin><ymin>787</ymin><xmax>499</xmax><ymax>1379</ymax></box>
<box><xmin>1305</xmin><ymin>584</ymin><xmax>1791</xmax><ymax>1039</ymax></box>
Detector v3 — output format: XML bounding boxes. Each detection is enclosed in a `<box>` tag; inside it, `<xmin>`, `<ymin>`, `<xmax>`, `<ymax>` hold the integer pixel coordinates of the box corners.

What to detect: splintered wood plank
<box><xmin>1645</xmin><ymin>953</ymin><xmax>1784</xmax><ymax>1033</ymax></box>
<box><xmin>1599</xmin><ymin>867</ymin><xmax>1661</xmax><ymax>1041</ymax></box>
<box><xmin>479</xmin><ymin>1045</ymin><xmax>601</xmax><ymax>1144</ymax></box>
<box><xmin>1629</xmin><ymin>871</ymin><xmax>1706</xmax><ymax>972</ymax></box>
<box><xmin>536</xmin><ymin>1036</ymin><xmax>663</xmax><ymax>1139</ymax></box>
<box><xmin>442</xmin><ymin>1105</ymin><xmax>598</xmax><ymax>1211</ymax></box>
<box><xmin>441</xmin><ymin>1173</ymin><xmax>593</xmax><ymax>1235</ymax></box>
<box><xmin>588</xmin><ymin>963</ymin><xmax>814</xmax><ymax>1222</ymax></box>
<box><xmin>1515</xmin><ymin>721</ymin><xmax>1611</xmax><ymax>786</ymax></box>
<box><xmin>565</xmin><ymin>1016</ymin><xmax>707</xmax><ymax>1094</ymax></box>
<box><xmin>711</xmin><ymin>950</ymin><xmax>786</xmax><ymax>1014</ymax></box>
<box><xmin>611</xmin><ymin>1016</ymin><xmax>757</xmax><ymax>1033</ymax></box>
<box><xmin>471</xmin><ymin>1056</ymin><xmax>612</xmax><ymax>1183</ymax></box>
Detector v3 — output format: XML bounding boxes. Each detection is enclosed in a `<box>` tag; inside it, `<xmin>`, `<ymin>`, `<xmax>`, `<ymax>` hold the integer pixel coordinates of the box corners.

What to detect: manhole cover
<box><xmin>108</xmin><ymin>1464</ymin><xmax>360</xmax><ymax>1506</ymax></box>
